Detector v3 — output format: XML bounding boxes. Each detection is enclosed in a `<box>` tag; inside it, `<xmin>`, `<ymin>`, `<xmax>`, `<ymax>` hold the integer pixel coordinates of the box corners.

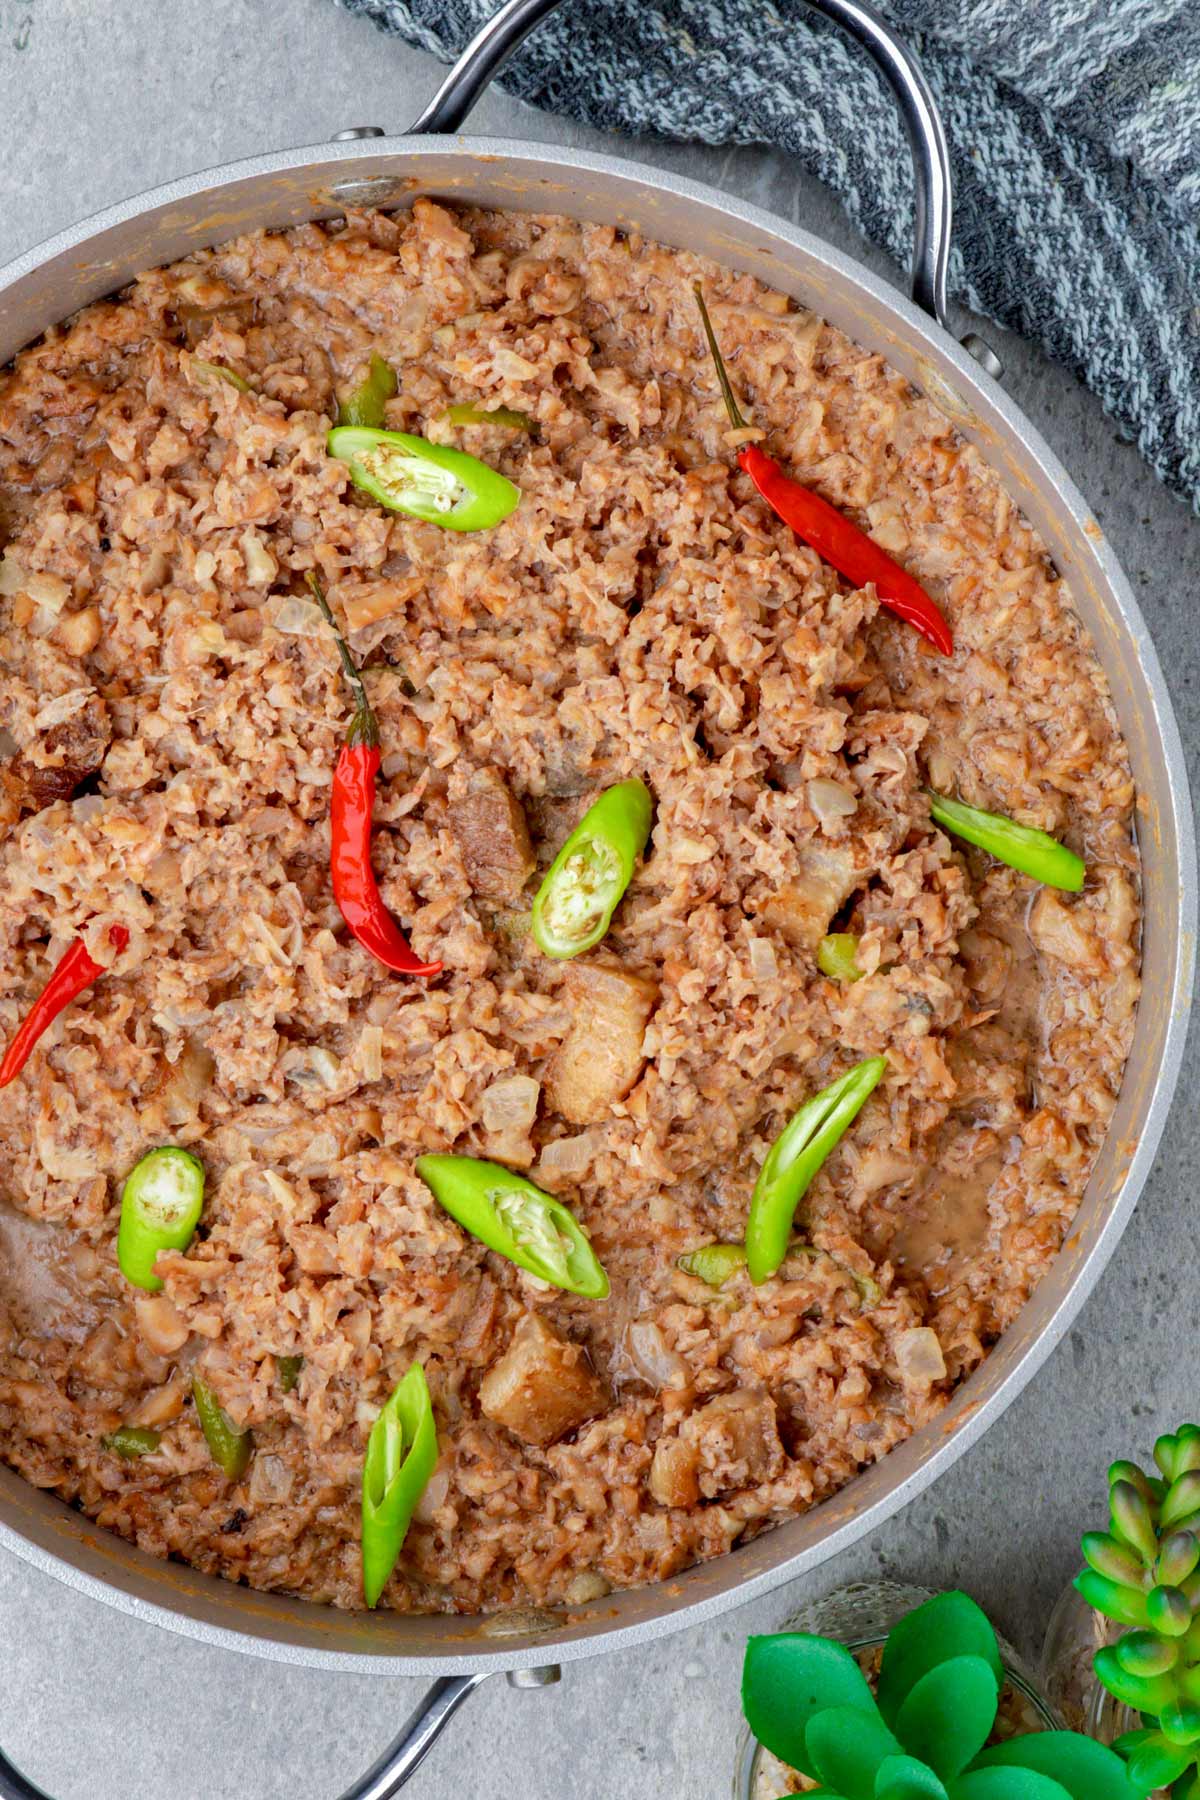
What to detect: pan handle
<box><xmin>335</xmin><ymin>1673</ymin><xmax>493</xmax><ymax>1799</ymax></box>
<box><xmin>0</xmin><ymin>1668</ymin><xmax>559</xmax><ymax>1799</ymax></box>
<box><xmin>405</xmin><ymin>0</ymin><xmax>1000</xmax><ymax>373</ymax></box>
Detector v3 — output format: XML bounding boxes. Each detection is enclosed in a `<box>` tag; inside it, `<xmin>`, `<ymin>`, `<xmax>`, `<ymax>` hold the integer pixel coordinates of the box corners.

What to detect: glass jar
<box><xmin>734</xmin><ymin>1580</ymin><xmax>1060</xmax><ymax>1800</ymax></box>
<box><xmin>1039</xmin><ymin>1578</ymin><xmax>1128</xmax><ymax>1742</ymax></box>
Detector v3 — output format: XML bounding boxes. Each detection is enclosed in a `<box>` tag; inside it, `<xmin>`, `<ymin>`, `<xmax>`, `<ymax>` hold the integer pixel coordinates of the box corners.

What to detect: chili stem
<box><xmin>306</xmin><ymin>573</ymin><xmax>379</xmax><ymax>747</ymax></box>
<box><xmin>693</xmin><ymin>285</ymin><xmax>747</xmax><ymax>431</ymax></box>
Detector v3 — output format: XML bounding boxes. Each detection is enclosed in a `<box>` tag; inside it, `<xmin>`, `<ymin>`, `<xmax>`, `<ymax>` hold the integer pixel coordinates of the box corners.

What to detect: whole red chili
<box><xmin>307</xmin><ymin>575</ymin><xmax>442</xmax><ymax>979</ymax></box>
<box><xmin>693</xmin><ymin>285</ymin><xmax>953</xmax><ymax>657</ymax></box>
<box><xmin>0</xmin><ymin>923</ymin><xmax>129</xmax><ymax>1087</ymax></box>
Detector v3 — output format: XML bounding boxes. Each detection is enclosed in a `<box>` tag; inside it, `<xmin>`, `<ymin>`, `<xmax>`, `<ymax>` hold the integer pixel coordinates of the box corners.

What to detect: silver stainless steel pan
<box><xmin>0</xmin><ymin>1</ymin><xmax>1193</xmax><ymax>1794</ymax></box>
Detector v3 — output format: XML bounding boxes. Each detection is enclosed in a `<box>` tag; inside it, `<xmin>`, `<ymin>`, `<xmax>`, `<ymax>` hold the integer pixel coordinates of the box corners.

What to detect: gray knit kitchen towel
<box><xmin>337</xmin><ymin>0</ymin><xmax>1200</xmax><ymax>513</ymax></box>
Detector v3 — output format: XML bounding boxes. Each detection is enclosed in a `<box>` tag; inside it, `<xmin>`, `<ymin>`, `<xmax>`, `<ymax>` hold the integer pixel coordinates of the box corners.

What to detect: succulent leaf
<box><xmin>1110</xmin><ymin>1461</ymin><xmax>1166</xmax><ymax>1508</ymax></box>
<box><xmin>1084</xmin><ymin>1532</ymin><xmax>1151</xmax><ymax>1589</ymax></box>
<box><xmin>1157</xmin><ymin>1428</ymin><xmax>1200</xmax><ymax>1483</ymax></box>
<box><xmin>1112</xmin><ymin>1728</ymin><xmax>1158</xmax><ymax>1754</ymax></box>
<box><xmin>949</xmin><ymin>1770</ymin><xmax>1072</xmax><ymax>1800</ymax></box>
<box><xmin>1164</xmin><ymin>1477</ymin><xmax>1200</xmax><ymax>1532</ymax></box>
<box><xmin>1148</xmin><ymin>1586</ymin><xmax>1193</xmax><ymax>1638</ymax></box>
<box><xmin>807</xmin><ymin>1705</ymin><xmax>903</xmax><ymax>1797</ymax></box>
<box><xmin>969</xmin><ymin>1732</ymin><xmax>1142</xmax><ymax>1800</ymax></box>
<box><xmin>1157</xmin><ymin>1534</ymin><xmax>1200</xmax><ymax>1589</ymax></box>
<box><xmin>1075</xmin><ymin>1569</ymin><xmax>1151</xmax><ymax>1628</ymax></box>
<box><xmin>742</xmin><ymin>1634</ymin><xmax>877</xmax><ymax>1776</ymax></box>
<box><xmin>1094</xmin><ymin>1644</ymin><xmax>1178</xmax><ymax>1713</ymax></box>
<box><xmin>895</xmin><ymin>1657</ymin><xmax>998</xmax><ymax>1781</ymax></box>
<box><xmin>1159</xmin><ymin>1700</ymin><xmax>1200</xmax><ymax>1747</ymax></box>
<box><xmin>1115</xmin><ymin>1630</ymin><xmax>1178</xmax><ymax>1677</ymax></box>
<box><xmin>876</xmin><ymin>1755</ymin><xmax>950</xmax><ymax>1799</ymax></box>
<box><xmin>1126</xmin><ymin>1733</ymin><xmax>1194</xmax><ymax>1791</ymax></box>
<box><xmin>1111</xmin><ymin>1481</ymin><xmax>1160</xmax><ymax>1562</ymax></box>
<box><xmin>877</xmin><ymin>1593</ymin><xmax>1003</xmax><ymax>1729</ymax></box>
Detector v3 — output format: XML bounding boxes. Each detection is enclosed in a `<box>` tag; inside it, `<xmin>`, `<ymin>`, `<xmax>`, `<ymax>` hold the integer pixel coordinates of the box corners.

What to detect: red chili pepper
<box><xmin>0</xmin><ymin>924</ymin><xmax>129</xmax><ymax>1087</ymax></box>
<box><xmin>308</xmin><ymin>575</ymin><xmax>442</xmax><ymax>979</ymax></box>
<box><xmin>693</xmin><ymin>285</ymin><xmax>953</xmax><ymax>657</ymax></box>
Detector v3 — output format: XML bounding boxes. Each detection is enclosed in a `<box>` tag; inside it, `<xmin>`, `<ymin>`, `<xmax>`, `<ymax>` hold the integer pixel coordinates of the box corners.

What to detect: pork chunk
<box><xmin>755</xmin><ymin>844</ymin><xmax>860</xmax><ymax>950</ymax></box>
<box><xmin>9</xmin><ymin>690</ymin><xmax>110</xmax><ymax>812</ymax></box>
<box><xmin>478</xmin><ymin>1312</ymin><xmax>607</xmax><ymax>1447</ymax></box>
<box><xmin>546</xmin><ymin>962</ymin><xmax>656</xmax><ymax>1124</ymax></box>
<box><xmin>679</xmin><ymin>1389</ymin><xmax>785</xmax><ymax>1498</ymax></box>
<box><xmin>450</xmin><ymin>767</ymin><xmax>536</xmax><ymax>903</ymax></box>
<box><xmin>649</xmin><ymin>1433</ymin><xmax>701</xmax><ymax>1509</ymax></box>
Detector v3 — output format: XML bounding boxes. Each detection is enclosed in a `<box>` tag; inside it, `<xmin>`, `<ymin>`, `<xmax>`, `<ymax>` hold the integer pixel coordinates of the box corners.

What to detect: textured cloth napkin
<box><xmin>337</xmin><ymin>0</ymin><xmax>1200</xmax><ymax>512</ymax></box>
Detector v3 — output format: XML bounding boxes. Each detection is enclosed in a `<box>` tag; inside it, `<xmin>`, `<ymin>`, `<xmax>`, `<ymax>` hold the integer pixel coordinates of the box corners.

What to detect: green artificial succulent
<box><xmin>743</xmin><ymin>1591</ymin><xmax>1137</xmax><ymax>1800</ymax></box>
<box><xmin>1077</xmin><ymin>1424</ymin><xmax>1200</xmax><ymax>1798</ymax></box>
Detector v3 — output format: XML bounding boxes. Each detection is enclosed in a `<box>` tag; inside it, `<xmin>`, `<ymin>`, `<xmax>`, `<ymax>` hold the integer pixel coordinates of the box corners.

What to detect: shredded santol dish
<box><xmin>0</xmin><ymin>200</ymin><xmax>1140</xmax><ymax>1613</ymax></box>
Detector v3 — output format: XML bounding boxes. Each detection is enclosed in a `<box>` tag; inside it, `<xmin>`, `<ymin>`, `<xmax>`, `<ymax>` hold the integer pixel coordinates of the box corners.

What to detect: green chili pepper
<box><xmin>337</xmin><ymin>353</ymin><xmax>397</xmax><ymax>429</ymax></box>
<box><xmin>928</xmin><ymin>790</ymin><xmax>1085</xmax><ymax>892</ymax></box>
<box><xmin>117</xmin><ymin>1146</ymin><xmax>206</xmax><ymax>1292</ymax></box>
<box><xmin>327</xmin><ymin>425</ymin><xmax>520</xmax><ymax>532</ymax></box>
<box><xmin>192</xmin><ymin>359</ymin><xmax>252</xmax><ymax>394</ymax></box>
<box><xmin>817</xmin><ymin>933</ymin><xmax>864</xmax><ymax>982</ymax></box>
<box><xmin>277</xmin><ymin>1354</ymin><xmax>304</xmax><ymax>1393</ymax></box>
<box><xmin>415</xmin><ymin>1155</ymin><xmax>609</xmax><ymax>1298</ymax></box>
<box><xmin>362</xmin><ymin>1363</ymin><xmax>438</xmax><ymax>1608</ymax></box>
<box><xmin>530</xmin><ymin>779</ymin><xmax>653</xmax><ymax>959</ymax></box>
<box><xmin>102</xmin><ymin>1426</ymin><xmax>161</xmax><ymax>1459</ymax></box>
<box><xmin>192</xmin><ymin>1377</ymin><xmax>253</xmax><ymax>1480</ymax></box>
<box><xmin>444</xmin><ymin>402</ymin><xmax>535</xmax><ymax>432</ymax></box>
<box><xmin>746</xmin><ymin>1056</ymin><xmax>887</xmax><ymax>1284</ymax></box>
<box><xmin>677</xmin><ymin>1243</ymin><xmax>748</xmax><ymax>1288</ymax></box>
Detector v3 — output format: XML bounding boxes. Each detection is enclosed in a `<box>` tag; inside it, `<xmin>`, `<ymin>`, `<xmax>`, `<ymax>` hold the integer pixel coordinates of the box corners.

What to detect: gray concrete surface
<box><xmin>0</xmin><ymin>3</ymin><xmax>1197</xmax><ymax>1797</ymax></box>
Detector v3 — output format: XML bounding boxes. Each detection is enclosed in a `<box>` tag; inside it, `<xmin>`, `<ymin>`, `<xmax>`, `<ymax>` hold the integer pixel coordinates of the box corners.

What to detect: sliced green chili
<box><xmin>746</xmin><ymin>1056</ymin><xmax>887</xmax><ymax>1284</ymax></box>
<box><xmin>337</xmin><ymin>353</ymin><xmax>397</xmax><ymax>429</ymax></box>
<box><xmin>415</xmin><ymin>1155</ymin><xmax>609</xmax><ymax>1298</ymax></box>
<box><xmin>530</xmin><ymin>778</ymin><xmax>653</xmax><ymax>959</ymax></box>
<box><xmin>277</xmin><ymin>1354</ymin><xmax>305</xmax><ymax>1393</ymax></box>
<box><xmin>928</xmin><ymin>790</ymin><xmax>1085</xmax><ymax>892</ymax></box>
<box><xmin>444</xmin><ymin>402</ymin><xmax>535</xmax><ymax>432</ymax></box>
<box><xmin>362</xmin><ymin>1363</ymin><xmax>438</xmax><ymax>1608</ymax></box>
<box><xmin>192</xmin><ymin>359</ymin><xmax>251</xmax><ymax>394</ymax></box>
<box><xmin>102</xmin><ymin>1426</ymin><xmax>161</xmax><ymax>1459</ymax></box>
<box><xmin>677</xmin><ymin>1243</ymin><xmax>748</xmax><ymax>1288</ymax></box>
<box><xmin>192</xmin><ymin>1377</ymin><xmax>252</xmax><ymax>1480</ymax></box>
<box><xmin>327</xmin><ymin>425</ymin><xmax>520</xmax><ymax>532</ymax></box>
<box><xmin>817</xmin><ymin>933</ymin><xmax>864</xmax><ymax>982</ymax></box>
<box><xmin>117</xmin><ymin>1146</ymin><xmax>206</xmax><ymax>1292</ymax></box>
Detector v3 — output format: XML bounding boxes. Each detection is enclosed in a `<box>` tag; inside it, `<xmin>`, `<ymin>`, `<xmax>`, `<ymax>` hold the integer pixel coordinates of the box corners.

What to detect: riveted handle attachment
<box><xmin>404</xmin><ymin>0</ymin><xmax>999</xmax><ymax>370</ymax></box>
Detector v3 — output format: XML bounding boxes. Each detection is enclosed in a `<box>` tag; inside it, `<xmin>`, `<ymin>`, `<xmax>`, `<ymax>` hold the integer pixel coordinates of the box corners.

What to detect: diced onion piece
<box><xmin>248</xmin><ymin>1454</ymin><xmax>294</xmax><ymax>1505</ymax></box>
<box><xmin>310</xmin><ymin>1047</ymin><xmax>342</xmax><ymax>1088</ymax></box>
<box><xmin>160</xmin><ymin>1038</ymin><xmax>215</xmax><ymax>1121</ymax></box>
<box><xmin>895</xmin><ymin>1326</ymin><xmax>947</xmax><ymax>1387</ymax></box>
<box><xmin>240</xmin><ymin>529</ymin><xmax>278</xmax><ymax>588</ymax></box>
<box><xmin>481</xmin><ymin>1074</ymin><xmax>541</xmax><ymax>1135</ymax></box>
<box><xmin>808</xmin><ymin>777</ymin><xmax>858</xmax><ymax>823</ymax></box>
<box><xmin>0</xmin><ymin>553</ymin><xmax>24</xmax><ymax>596</ymax></box>
<box><xmin>564</xmin><ymin>1571</ymin><xmax>612</xmax><ymax>1604</ymax></box>
<box><xmin>271</xmin><ymin>594</ymin><xmax>323</xmax><ymax>636</ymax></box>
<box><xmin>626</xmin><ymin>1320</ymin><xmax>690</xmax><ymax>1391</ymax></box>
<box><xmin>673</xmin><ymin>837</ymin><xmax>715</xmax><ymax>865</ymax></box>
<box><xmin>413</xmin><ymin>1464</ymin><xmax>450</xmax><ymax>1523</ymax></box>
<box><xmin>263</xmin><ymin>1170</ymin><xmax>299</xmax><ymax>1210</ymax></box>
<box><xmin>748</xmin><ymin>935</ymin><xmax>778</xmax><ymax>982</ymax></box>
<box><xmin>26</xmin><ymin>571</ymin><xmax>70</xmax><ymax>614</ymax></box>
<box><xmin>358</xmin><ymin>1026</ymin><xmax>384</xmax><ymax>1084</ymax></box>
<box><xmin>536</xmin><ymin>1131</ymin><xmax>599</xmax><ymax>1177</ymax></box>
